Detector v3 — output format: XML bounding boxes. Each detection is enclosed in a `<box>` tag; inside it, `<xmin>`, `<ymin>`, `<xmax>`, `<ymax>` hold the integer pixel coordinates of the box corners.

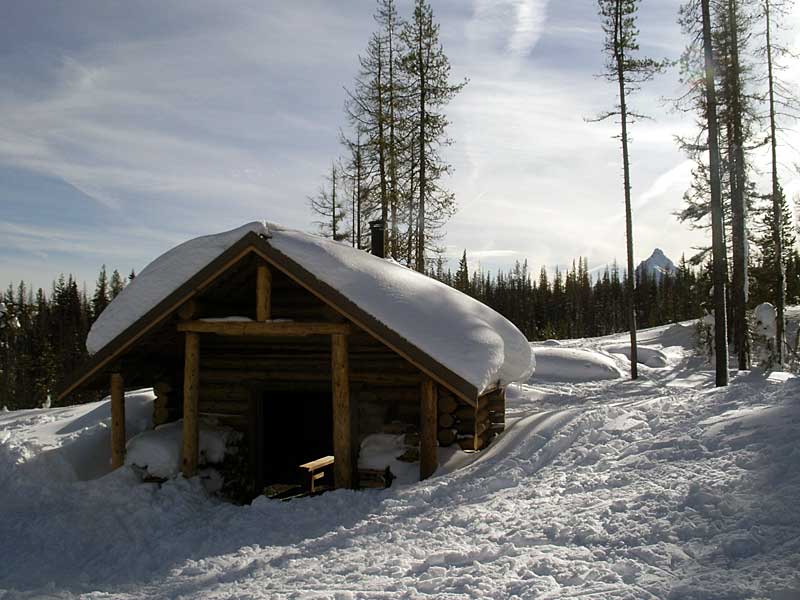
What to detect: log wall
<box><xmin>147</xmin><ymin>255</ymin><xmax>505</xmax><ymax>482</ymax></box>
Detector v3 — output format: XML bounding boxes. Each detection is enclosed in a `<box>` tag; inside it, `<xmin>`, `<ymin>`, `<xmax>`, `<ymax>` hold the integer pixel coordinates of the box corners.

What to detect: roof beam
<box><xmin>177</xmin><ymin>320</ymin><xmax>351</xmax><ymax>337</ymax></box>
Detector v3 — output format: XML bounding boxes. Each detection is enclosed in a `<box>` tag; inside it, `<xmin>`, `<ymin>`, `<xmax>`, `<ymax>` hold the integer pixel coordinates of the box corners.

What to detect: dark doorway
<box><xmin>251</xmin><ymin>385</ymin><xmax>333</xmax><ymax>490</ymax></box>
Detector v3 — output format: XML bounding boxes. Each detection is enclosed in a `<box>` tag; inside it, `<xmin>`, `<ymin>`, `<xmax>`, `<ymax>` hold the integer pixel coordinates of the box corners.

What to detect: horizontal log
<box><xmin>358</xmin><ymin>468</ymin><xmax>393</xmax><ymax>489</ymax></box>
<box><xmin>198</xmin><ymin>410</ymin><xmax>248</xmax><ymax>420</ymax></box>
<box><xmin>455</xmin><ymin>406</ymin><xmax>489</xmax><ymax>422</ymax></box>
<box><xmin>439</xmin><ymin>413</ymin><xmax>455</xmax><ymax>428</ymax></box>
<box><xmin>437</xmin><ymin>394</ymin><xmax>458</xmax><ymax>414</ymax></box>
<box><xmin>200</xmin><ymin>370</ymin><xmax>421</xmax><ymax>385</ymax></box>
<box><xmin>178</xmin><ymin>320</ymin><xmax>352</xmax><ymax>337</ymax></box>
<box><xmin>483</xmin><ymin>390</ymin><xmax>505</xmax><ymax>411</ymax></box>
<box><xmin>438</xmin><ymin>429</ymin><xmax>457</xmax><ymax>446</ymax></box>
<box><xmin>200</xmin><ymin>358</ymin><xmax>418</xmax><ymax>376</ymax></box>
<box><xmin>457</xmin><ymin>432</ymin><xmax>489</xmax><ymax>451</ymax></box>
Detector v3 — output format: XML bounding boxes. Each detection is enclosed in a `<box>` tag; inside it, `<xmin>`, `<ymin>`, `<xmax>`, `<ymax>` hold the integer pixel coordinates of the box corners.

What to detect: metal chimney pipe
<box><xmin>369</xmin><ymin>220</ymin><xmax>386</xmax><ymax>259</ymax></box>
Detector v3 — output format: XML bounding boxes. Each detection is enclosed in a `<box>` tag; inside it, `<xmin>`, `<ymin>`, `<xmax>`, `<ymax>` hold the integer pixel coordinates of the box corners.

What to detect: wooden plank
<box><xmin>300</xmin><ymin>455</ymin><xmax>335</xmax><ymax>471</ymax></box>
<box><xmin>181</xmin><ymin>332</ymin><xmax>200</xmax><ymax>477</ymax></box>
<box><xmin>331</xmin><ymin>333</ymin><xmax>353</xmax><ymax>488</ymax></box>
<box><xmin>256</xmin><ymin>264</ymin><xmax>272</xmax><ymax>321</ymax></box>
<box><xmin>110</xmin><ymin>372</ymin><xmax>125</xmax><ymax>469</ymax></box>
<box><xmin>420</xmin><ymin>376</ymin><xmax>438</xmax><ymax>479</ymax></box>
<box><xmin>178</xmin><ymin>320</ymin><xmax>351</xmax><ymax>337</ymax></box>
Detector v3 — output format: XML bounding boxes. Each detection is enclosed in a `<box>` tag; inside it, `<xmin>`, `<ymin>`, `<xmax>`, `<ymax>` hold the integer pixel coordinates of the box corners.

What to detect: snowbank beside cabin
<box><xmin>125</xmin><ymin>420</ymin><xmax>239</xmax><ymax>479</ymax></box>
<box><xmin>0</xmin><ymin>390</ymin><xmax>154</xmax><ymax>484</ymax></box>
<box><xmin>87</xmin><ymin>222</ymin><xmax>533</xmax><ymax>394</ymax></box>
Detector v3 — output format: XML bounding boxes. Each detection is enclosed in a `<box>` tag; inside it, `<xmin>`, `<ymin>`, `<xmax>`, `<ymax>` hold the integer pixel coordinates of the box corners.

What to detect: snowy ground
<box><xmin>1</xmin><ymin>320</ymin><xmax>799</xmax><ymax>599</ymax></box>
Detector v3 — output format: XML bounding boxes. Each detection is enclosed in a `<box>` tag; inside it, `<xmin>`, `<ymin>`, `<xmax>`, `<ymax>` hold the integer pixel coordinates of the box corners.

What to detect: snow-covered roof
<box><xmin>87</xmin><ymin>222</ymin><xmax>534</xmax><ymax>397</ymax></box>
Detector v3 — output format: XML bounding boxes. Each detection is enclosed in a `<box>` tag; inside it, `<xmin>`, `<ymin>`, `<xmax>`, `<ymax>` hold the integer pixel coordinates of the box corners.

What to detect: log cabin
<box><xmin>58</xmin><ymin>221</ymin><xmax>533</xmax><ymax>496</ymax></box>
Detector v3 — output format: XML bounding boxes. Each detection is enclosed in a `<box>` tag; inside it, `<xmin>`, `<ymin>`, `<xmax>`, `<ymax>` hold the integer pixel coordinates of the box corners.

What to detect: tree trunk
<box><xmin>615</xmin><ymin>2</ymin><xmax>639</xmax><ymax>380</ymax></box>
<box><xmin>387</xmin><ymin>16</ymin><xmax>400</xmax><ymax>260</ymax></box>
<box><xmin>765</xmin><ymin>0</ymin><xmax>785</xmax><ymax>365</ymax></box>
<box><xmin>376</xmin><ymin>40</ymin><xmax>389</xmax><ymax>254</ymax></box>
<box><xmin>702</xmin><ymin>0</ymin><xmax>730</xmax><ymax>386</ymax></box>
<box><xmin>416</xmin><ymin>20</ymin><xmax>427</xmax><ymax>273</ymax></box>
<box><xmin>727</xmin><ymin>0</ymin><xmax>749</xmax><ymax>370</ymax></box>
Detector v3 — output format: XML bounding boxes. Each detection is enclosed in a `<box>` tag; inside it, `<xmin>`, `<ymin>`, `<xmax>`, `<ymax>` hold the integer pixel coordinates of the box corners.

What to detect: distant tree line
<box><xmin>0</xmin><ymin>266</ymin><xmax>132</xmax><ymax>410</ymax></box>
<box><xmin>2</xmin><ymin>242</ymin><xmax>800</xmax><ymax>410</ymax></box>
<box><xmin>431</xmin><ymin>248</ymin><xmax>800</xmax><ymax>344</ymax></box>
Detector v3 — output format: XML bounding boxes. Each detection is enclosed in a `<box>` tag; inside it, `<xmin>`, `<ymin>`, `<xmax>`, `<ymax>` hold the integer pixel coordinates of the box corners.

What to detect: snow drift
<box><xmin>602</xmin><ymin>343</ymin><xmax>669</xmax><ymax>368</ymax></box>
<box><xmin>530</xmin><ymin>346</ymin><xmax>623</xmax><ymax>382</ymax></box>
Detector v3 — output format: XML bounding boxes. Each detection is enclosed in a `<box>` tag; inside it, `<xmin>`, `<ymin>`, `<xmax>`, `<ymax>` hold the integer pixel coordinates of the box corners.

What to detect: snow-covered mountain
<box><xmin>636</xmin><ymin>247</ymin><xmax>677</xmax><ymax>281</ymax></box>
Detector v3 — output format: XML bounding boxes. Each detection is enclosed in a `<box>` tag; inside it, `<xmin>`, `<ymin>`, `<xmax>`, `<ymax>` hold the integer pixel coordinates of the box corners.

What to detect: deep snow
<box><xmin>2</xmin><ymin>319</ymin><xmax>799</xmax><ymax>599</ymax></box>
<box><xmin>87</xmin><ymin>222</ymin><xmax>533</xmax><ymax>395</ymax></box>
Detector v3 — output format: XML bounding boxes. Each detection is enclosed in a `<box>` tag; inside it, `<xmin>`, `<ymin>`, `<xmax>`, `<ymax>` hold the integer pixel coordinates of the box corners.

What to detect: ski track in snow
<box><xmin>1</xmin><ymin>323</ymin><xmax>800</xmax><ymax>599</ymax></box>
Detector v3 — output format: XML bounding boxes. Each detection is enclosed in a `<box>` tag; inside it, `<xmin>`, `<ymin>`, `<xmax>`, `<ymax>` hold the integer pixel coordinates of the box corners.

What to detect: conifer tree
<box><xmin>455</xmin><ymin>250</ymin><xmax>470</xmax><ymax>293</ymax></box>
<box><xmin>400</xmin><ymin>0</ymin><xmax>466</xmax><ymax>272</ymax></box>
<box><xmin>109</xmin><ymin>269</ymin><xmax>125</xmax><ymax>299</ymax></box>
<box><xmin>310</xmin><ymin>163</ymin><xmax>348</xmax><ymax>241</ymax></box>
<box><xmin>92</xmin><ymin>265</ymin><xmax>110</xmax><ymax>321</ymax></box>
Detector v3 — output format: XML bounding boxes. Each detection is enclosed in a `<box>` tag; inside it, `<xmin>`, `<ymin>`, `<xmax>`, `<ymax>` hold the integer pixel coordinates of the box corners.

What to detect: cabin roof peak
<box><xmin>62</xmin><ymin>222</ymin><xmax>533</xmax><ymax>403</ymax></box>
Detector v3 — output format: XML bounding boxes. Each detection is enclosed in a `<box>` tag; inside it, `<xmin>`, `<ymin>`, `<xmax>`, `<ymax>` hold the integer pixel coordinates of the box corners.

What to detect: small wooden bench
<box><xmin>299</xmin><ymin>455</ymin><xmax>334</xmax><ymax>493</ymax></box>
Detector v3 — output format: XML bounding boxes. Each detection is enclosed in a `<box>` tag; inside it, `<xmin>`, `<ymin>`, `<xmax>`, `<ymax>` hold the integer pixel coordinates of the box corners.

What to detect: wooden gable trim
<box><xmin>56</xmin><ymin>235</ymin><xmax>263</xmax><ymax>401</ymax></box>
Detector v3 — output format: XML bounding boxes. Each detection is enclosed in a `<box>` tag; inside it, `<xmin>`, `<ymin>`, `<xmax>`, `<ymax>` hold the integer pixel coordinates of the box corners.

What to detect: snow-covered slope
<box><xmin>636</xmin><ymin>248</ymin><xmax>677</xmax><ymax>281</ymax></box>
<box><xmin>88</xmin><ymin>222</ymin><xmax>533</xmax><ymax>395</ymax></box>
<box><xmin>2</xmin><ymin>320</ymin><xmax>799</xmax><ymax>598</ymax></box>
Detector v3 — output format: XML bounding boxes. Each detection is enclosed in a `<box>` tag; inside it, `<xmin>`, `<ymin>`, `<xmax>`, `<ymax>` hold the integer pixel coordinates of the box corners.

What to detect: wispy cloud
<box><xmin>467</xmin><ymin>0</ymin><xmax>549</xmax><ymax>62</ymax></box>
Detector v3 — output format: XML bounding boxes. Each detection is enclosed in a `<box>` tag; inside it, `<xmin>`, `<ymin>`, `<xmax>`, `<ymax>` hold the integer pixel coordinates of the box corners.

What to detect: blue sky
<box><xmin>1</xmin><ymin>0</ymin><xmax>799</xmax><ymax>291</ymax></box>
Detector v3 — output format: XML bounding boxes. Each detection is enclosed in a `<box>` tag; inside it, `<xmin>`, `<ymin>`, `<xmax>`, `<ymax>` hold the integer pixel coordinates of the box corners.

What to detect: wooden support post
<box><xmin>256</xmin><ymin>264</ymin><xmax>272</xmax><ymax>322</ymax></box>
<box><xmin>181</xmin><ymin>332</ymin><xmax>200</xmax><ymax>478</ymax></box>
<box><xmin>420</xmin><ymin>377</ymin><xmax>438</xmax><ymax>479</ymax></box>
<box><xmin>177</xmin><ymin>299</ymin><xmax>198</xmax><ymax>321</ymax></box>
<box><xmin>331</xmin><ymin>333</ymin><xmax>353</xmax><ymax>489</ymax></box>
<box><xmin>110</xmin><ymin>372</ymin><xmax>126</xmax><ymax>469</ymax></box>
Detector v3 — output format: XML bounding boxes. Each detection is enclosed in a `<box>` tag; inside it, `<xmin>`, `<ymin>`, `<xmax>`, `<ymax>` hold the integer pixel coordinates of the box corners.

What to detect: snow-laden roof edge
<box><xmin>87</xmin><ymin>222</ymin><xmax>534</xmax><ymax>397</ymax></box>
